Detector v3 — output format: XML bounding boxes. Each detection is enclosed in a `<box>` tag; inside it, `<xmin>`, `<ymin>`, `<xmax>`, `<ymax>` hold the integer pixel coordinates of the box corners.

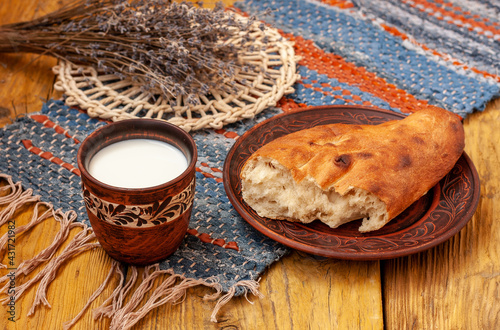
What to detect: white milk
<box><xmin>88</xmin><ymin>139</ymin><xmax>188</xmax><ymax>189</ymax></box>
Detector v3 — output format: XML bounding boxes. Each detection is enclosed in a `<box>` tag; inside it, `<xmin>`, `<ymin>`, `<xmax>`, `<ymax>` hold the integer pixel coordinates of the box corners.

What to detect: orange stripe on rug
<box><xmin>299</xmin><ymin>79</ymin><xmax>374</xmax><ymax>107</ymax></box>
<box><xmin>234</xmin><ymin>5</ymin><xmax>497</xmax><ymax>113</ymax></box>
<box><xmin>318</xmin><ymin>0</ymin><xmax>355</xmax><ymax>9</ymax></box>
<box><xmin>277</xmin><ymin>98</ymin><xmax>310</xmax><ymax>112</ymax></box>
<box><xmin>195</xmin><ymin>167</ymin><xmax>223</xmax><ymax>183</ymax></box>
<box><xmin>403</xmin><ymin>0</ymin><xmax>500</xmax><ymax>38</ymax></box>
<box><xmin>433</xmin><ymin>0</ymin><xmax>500</xmax><ymax>28</ymax></box>
<box><xmin>379</xmin><ymin>24</ymin><xmax>500</xmax><ymax>83</ymax></box>
<box><xmin>30</xmin><ymin>115</ymin><xmax>81</xmax><ymax>144</ymax></box>
<box><xmin>187</xmin><ymin>228</ymin><xmax>240</xmax><ymax>251</ymax></box>
<box><xmin>285</xmin><ymin>33</ymin><xmax>439</xmax><ymax>113</ymax></box>
<box><xmin>21</xmin><ymin>140</ymin><xmax>81</xmax><ymax>176</ymax></box>
<box><xmin>214</xmin><ymin>129</ymin><xmax>239</xmax><ymax>139</ymax></box>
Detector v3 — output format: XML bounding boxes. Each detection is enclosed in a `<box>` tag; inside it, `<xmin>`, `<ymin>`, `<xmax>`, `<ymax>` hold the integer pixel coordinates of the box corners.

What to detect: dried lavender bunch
<box><xmin>0</xmin><ymin>0</ymin><xmax>261</xmax><ymax>103</ymax></box>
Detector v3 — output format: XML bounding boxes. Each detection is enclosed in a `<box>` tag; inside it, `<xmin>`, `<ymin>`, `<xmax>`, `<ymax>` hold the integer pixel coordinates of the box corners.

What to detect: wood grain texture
<box><xmin>2</xmin><ymin>0</ymin><xmax>499</xmax><ymax>329</ymax></box>
<box><xmin>0</xmin><ymin>201</ymin><xmax>115</xmax><ymax>330</ymax></box>
<box><xmin>383</xmin><ymin>98</ymin><xmax>500</xmax><ymax>329</ymax></box>
<box><xmin>124</xmin><ymin>254</ymin><xmax>382</xmax><ymax>330</ymax></box>
<box><xmin>0</xmin><ymin>203</ymin><xmax>383</xmax><ymax>330</ymax></box>
<box><xmin>0</xmin><ymin>0</ymin><xmax>62</xmax><ymax>128</ymax></box>
<box><xmin>0</xmin><ymin>1</ymin><xmax>384</xmax><ymax>329</ymax></box>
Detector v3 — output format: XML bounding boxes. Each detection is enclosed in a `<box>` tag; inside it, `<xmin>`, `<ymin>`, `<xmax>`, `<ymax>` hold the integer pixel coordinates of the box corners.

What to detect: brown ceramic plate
<box><xmin>223</xmin><ymin>105</ymin><xmax>480</xmax><ymax>260</ymax></box>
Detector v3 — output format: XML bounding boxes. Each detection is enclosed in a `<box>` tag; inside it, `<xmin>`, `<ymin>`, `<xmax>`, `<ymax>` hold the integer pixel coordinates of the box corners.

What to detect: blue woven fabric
<box><xmin>1</xmin><ymin>0</ymin><xmax>499</xmax><ymax>294</ymax></box>
<box><xmin>292</xmin><ymin>66</ymin><xmax>402</xmax><ymax>113</ymax></box>
<box><xmin>0</xmin><ymin>100</ymin><xmax>288</xmax><ymax>293</ymax></box>
<box><xmin>351</xmin><ymin>0</ymin><xmax>499</xmax><ymax>74</ymax></box>
<box><xmin>235</xmin><ymin>0</ymin><xmax>499</xmax><ymax>117</ymax></box>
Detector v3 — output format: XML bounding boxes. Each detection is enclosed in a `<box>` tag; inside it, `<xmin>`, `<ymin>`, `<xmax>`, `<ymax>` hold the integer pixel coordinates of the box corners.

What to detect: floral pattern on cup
<box><xmin>83</xmin><ymin>179</ymin><xmax>195</xmax><ymax>228</ymax></box>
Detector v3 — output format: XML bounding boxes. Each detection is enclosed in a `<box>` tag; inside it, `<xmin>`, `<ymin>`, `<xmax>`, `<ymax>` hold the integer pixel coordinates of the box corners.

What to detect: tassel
<box><xmin>109</xmin><ymin>265</ymin><xmax>175</xmax><ymax>330</ymax></box>
<box><xmin>0</xmin><ymin>202</ymin><xmax>53</xmax><ymax>269</ymax></box>
<box><xmin>92</xmin><ymin>264</ymin><xmax>136</xmax><ymax>320</ymax></box>
<box><xmin>0</xmin><ymin>223</ymin><xmax>99</xmax><ymax>312</ymax></box>
<box><xmin>0</xmin><ymin>188</ymin><xmax>40</xmax><ymax>226</ymax></box>
<box><xmin>0</xmin><ymin>174</ymin><xmax>96</xmax><ymax>309</ymax></box>
<box><xmin>0</xmin><ymin>174</ymin><xmax>44</xmax><ymax>268</ymax></box>
<box><xmin>109</xmin><ymin>266</ymin><xmax>223</xmax><ymax>330</ymax></box>
<box><xmin>62</xmin><ymin>260</ymin><xmax>120</xmax><ymax>330</ymax></box>
<box><xmin>209</xmin><ymin>279</ymin><xmax>264</xmax><ymax>323</ymax></box>
<box><xmin>0</xmin><ymin>186</ymin><xmax>40</xmax><ymax>227</ymax></box>
<box><xmin>0</xmin><ymin>174</ymin><xmax>23</xmax><ymax>205</ymax></box>
<box><xmin>26</xmin><ymin>227</ymin><xmax>99</xmax><ymax>316</ymax></box>
<box><xmin>13</xmin><ymin>209</ymin><xmax>78</xmax><ymax>278</ymax></box>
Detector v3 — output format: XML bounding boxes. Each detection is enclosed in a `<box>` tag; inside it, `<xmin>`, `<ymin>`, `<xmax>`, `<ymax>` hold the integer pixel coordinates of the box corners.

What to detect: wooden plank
<box><xmin>0</xmin><ymin>0</ymin><xmax>62</xmax><ymax>127</ymax></box>
<box><xmin>382</xmin><ymin>98</ymin><xmax>500</xmax><ymax>329</ymax></box>
<box><xmin>0</xmin><ymin>200</ymin><xmax>115</xmax><ymax>329</ymax></box>
<box><xmin>129</xmin><ymin>253</ymin><xmax>383</xmax><ymax>329</ymax></box>
<box><xmin>0</xmin><ymin>1</ymin><xmax>385</xmax><ymax>329</ymax></box>
<box><xmin>0</xmin><ymin>202</ymin><xmax>383</xmax><ymax>329</ymax></box>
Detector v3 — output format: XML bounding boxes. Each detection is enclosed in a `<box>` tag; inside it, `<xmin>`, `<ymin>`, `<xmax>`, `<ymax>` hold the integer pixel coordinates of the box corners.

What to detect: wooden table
<box><xmin>1</xmin><ymin>1</ymin><xmax>499</xmax><ymax>329</ymax></box>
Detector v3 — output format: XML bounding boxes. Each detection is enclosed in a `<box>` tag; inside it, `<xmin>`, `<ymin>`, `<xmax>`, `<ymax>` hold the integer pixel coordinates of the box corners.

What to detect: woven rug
<box><xmin>0</xmin><ymin>100</ymin><xmax>288</xmax><ymax>328</ymax></box>
<box><xmin>1</xmin><ymin>0</ymin><xmax>499</xmax><ymax>328</ymax></box>
<box><xmin>235</xmin><ymin>0</ymin><xmax>499</xmax><ymax>117</ymax></box>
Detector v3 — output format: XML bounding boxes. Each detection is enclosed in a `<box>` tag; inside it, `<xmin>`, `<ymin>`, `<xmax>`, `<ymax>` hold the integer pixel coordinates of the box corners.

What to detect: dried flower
<box><xmin>0</xmin><ymin>0</ymin><xmax>263</xmax><ymax>103</ymax></box>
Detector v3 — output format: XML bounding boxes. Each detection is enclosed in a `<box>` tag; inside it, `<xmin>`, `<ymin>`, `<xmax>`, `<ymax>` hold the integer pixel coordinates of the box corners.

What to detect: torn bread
<box><xmin>240</xmin><ymin>107</ymin><xmax>465</xmax><ymax>232</ymax></box>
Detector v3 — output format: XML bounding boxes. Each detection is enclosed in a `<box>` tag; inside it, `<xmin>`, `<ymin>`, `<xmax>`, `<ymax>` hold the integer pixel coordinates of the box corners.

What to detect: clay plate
<box><xmin>223</xmin><ymin>105</ymin><xmax>480</xmax><ymax>260</ymax></box>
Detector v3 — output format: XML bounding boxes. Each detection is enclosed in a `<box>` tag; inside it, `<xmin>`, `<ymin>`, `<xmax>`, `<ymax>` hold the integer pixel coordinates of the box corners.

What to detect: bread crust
<box><xmin>241</xmin><ymin>107</ymin><xmax>465</xmax><ymax>229</ymax></box>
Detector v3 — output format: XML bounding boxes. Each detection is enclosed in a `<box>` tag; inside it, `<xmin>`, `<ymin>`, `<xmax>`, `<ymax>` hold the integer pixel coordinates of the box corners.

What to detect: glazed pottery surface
<box><xmin>77</xmin><ymin>119</ymin><xmax>197</xmax><ymax>265</ymax></box>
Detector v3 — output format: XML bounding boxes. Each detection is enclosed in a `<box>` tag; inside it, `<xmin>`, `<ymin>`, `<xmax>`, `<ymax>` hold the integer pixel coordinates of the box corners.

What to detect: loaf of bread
<box><xmin>240</xmin><ymin>107</ymin><xmax>465</xmax><ymax>232</ymax></box>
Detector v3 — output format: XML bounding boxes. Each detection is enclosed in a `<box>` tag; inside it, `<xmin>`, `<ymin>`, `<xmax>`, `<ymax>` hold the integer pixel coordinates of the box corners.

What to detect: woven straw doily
<box><xmin>53</xmin><ymin>19</ymin><xmax>299</xmax><ymax>132</ymax></box>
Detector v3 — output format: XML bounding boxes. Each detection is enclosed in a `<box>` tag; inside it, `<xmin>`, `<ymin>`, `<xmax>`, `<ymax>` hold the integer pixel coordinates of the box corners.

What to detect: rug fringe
<box><xmin>108</xmin><ymin>264</ymin><xmax>226</xmax><ymax>330</ymax></box>
<box><xmin>66</xmin><ymin>264</ymin><xmax>263</xmax><ymax>328</ymax></box>
<box><xmin>0</xmin><ymin>175</ymin><xmax>44</xmax><ymax>269</ymax></box>
<box><xmin>0</xmin><ymin>221</ymin><xmax>99</xmax><ymax>310</ymax></box>
<box><xmin>0</xmin><ymin>201</ymin><xmax>53</xmax><ymax>268</ymax></box>
<box><xmin>106</xmin><ymin>268</ymin><xmax>264</xmax><ymax>328</ymax></box>
<box><xmin>93</xmin><ymin>263</ymin><xmax>137</xmax><ymax>321</ymax></box>
<box><xmin>0</xmin><ymin>173</ymin><xmax>264</xmax><ymax>327</ymax></box>
<box><xmin>109</xmin><ymin>265</ymin><xmax>181</xmax><ymax>330</ymax></box>
<box><xmin>0</xmin><ymin>173</ymin><xmax>37</xmax><ymax>208</ymax></box>
<box><xmin>0</xmin><ymin>202</ymin><xmax>53</xmax><ymax>286</ymax></box>
<box><xmin>208</xmin><ymin>279</ymin><xmax>264</xmax><ymax>322</ymax></box>
<box><xmin>0</xmin><ymin>174</ymin><xmax>97</xmax><ymax>315</ymax></box>
<box><xmin>11</xmin><ymin>209</ymin><xmax>80</xmax><ymax>279</ymax></box>
<box><xmin>0</xmin><ymin>187</ymin><xmax>40</xmax><ymax>224</ymax></box>
<box><xmin>25</xmin><ymin>226</ymin><xmax>99</xmax><ymax>316</ymax></box>
<box><xmin>63</xmin><ymin>260</ymin><xmax>121</xmax><ymax>330</ymax></box>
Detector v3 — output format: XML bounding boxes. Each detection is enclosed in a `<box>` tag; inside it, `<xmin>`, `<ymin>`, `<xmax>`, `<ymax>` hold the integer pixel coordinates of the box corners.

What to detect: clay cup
<box><xmin>77</xmin><ymin>119</ymin><xmax>197</xmax><ymax>265</ymax></box>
